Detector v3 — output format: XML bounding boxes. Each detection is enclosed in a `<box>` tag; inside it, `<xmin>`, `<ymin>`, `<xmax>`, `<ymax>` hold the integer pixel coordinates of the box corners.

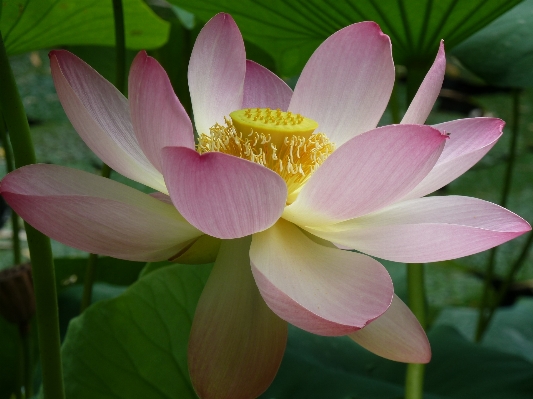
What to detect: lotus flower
<box><xmin>1</xmin><ymin>12</ymin><xmax>530</xmax><ymax>399</ymax></box>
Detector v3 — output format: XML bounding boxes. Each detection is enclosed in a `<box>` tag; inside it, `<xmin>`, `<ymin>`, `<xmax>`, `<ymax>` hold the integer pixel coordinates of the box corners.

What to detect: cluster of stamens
<box><xmin>197</xmin><ymin>108</ymin><xmax>335</xmax><ymax>203</ymax></box>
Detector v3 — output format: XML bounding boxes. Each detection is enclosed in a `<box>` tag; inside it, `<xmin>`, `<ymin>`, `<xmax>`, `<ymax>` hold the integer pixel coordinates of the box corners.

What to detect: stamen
<box><xmin>197</xmin><ymin>108</ymin><xmax>335</xmax><ymax>203</ymax></box>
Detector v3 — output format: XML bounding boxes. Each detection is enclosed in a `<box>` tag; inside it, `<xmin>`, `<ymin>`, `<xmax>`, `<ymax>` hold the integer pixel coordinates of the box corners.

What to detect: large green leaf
<box><xmin>1</xmin><ymin>0</ymin><xmax>170</xmax><ymax>55</ymax></box>
<box><xmin>435</xmin><ymin>298</ymin><xmax>533</xmax><ymax>363</ymax></box>
<box><xmin>261</xmin><ymin>325</ymin><xmax>533</xmax><ymax>399</ymax></box>
<box><xmin>60</xmin><ymin>264</ymin><xmax>212</xmax><ymax>399</ymax></box>
<box><xmin>452</xmin><ymin>0</ymin><xmax>533</xmax><ymax>87</ymax></box>
<box><xmin>168</xmin><ymin>0</ymin><xmax>522</xmax><ymax>76</ymax></box>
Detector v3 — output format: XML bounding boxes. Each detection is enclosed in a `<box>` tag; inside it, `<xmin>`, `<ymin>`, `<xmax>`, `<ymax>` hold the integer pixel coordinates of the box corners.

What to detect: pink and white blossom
<box><xmin>1</xmin><ymin>13</ymin><xmax>530</xmax><ymax>399</ymax></box>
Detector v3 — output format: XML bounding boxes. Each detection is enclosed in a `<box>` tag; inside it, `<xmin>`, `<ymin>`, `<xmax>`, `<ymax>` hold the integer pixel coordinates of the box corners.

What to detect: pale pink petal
<box><xmin>242</xmin><ymin>60</ymin><xmax>292</xmax><ymax>111</ymax></box>
<box><xmin>305</xmin><ymin>196</ymin><xmax>531</xmax><ymax>263</ymax></box>
<box><xmin>189</xmin><ymin>237</ymin><xmax>287</xmax><ymax>399</ymax></box>
<box><xmin>401</xmin><ymin>41</ymin><xmax>446</xmax><ymax>125</ymax></box>
<box><xmin>162</xmin><ymin>147</ymin><xmax>287</xmax><ymax>239</ymax></box>
<box><xmin>289</xmin><ymin>22</ymin><xmax>394</xmax><ymax>146</ymax></box>
<box><xmin>349</xmin><ymin>295</ymin><xmax>431</xmax><ymax>363</ymax></box>
<box><xmin>0</xmin><ymin>165</ymin><xmax>201</xmax><ymax>261</ymax></box>
<box><xmin>283</xmin><ymin>124</ymin><xmax>447</xmax><ymax>227</ymax></box>
<box><xmin>129</xmin><ymin>51</ymin><xmax>194</xmax><ymax>172</ymax></box>
<box><xmin>402</xmin><ymin>118</ymin><xmax>504</xmax><ymax>200</ymax></box>
<box><xmin>49</xmin><ymin>50</ymin><xmax>166</xmax><ymax>192</ymax></box>
<box><xmin>250</xmin><ymin>219</ymin><xmax>393</xmax><ymax>336</ymax></box>
<box><xmin>188</xmin><ymin>13</ymin><xmax>245</xmax><ymax>135</ymax></box>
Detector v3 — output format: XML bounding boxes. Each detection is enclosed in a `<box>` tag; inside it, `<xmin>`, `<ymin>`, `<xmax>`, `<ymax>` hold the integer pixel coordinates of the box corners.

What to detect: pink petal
<box><xmin>188</xmin><ymin>13</ymin><xmax>245</xmax><ymax>135</ymax></box>
<box><xmin>242</xmin><ymin>60</ymin><xmax>292</xmax><ymax>111</ymax></box>
<box><xmin>289</xmin><ymin>22</ymin><xmax>394</xmax><ymax>146</ymax></box>
<box><xmin>49</xmin><ymin>50</ymin><xmax>165</xmax><ymax>192</ymax></box>
<box><xmin>250</xmin><ymin>219</ymin><xmax>393</xmax><ymax>336</ymax></box>
<box><xmin>349</xmin><ymin>295</ymin><xmax>431</xmax><ymax>363</ymax></box>
<box><xmin>162</xmin><ymin>147</ymin><xmax>287</xmax><ymax>239</ymax></box>
<box><xmin>128</xmin><ymin>51</ymin><xmax>194</xmax><ymax>172</ymax></box>
<box><xmin>401</xmin><ymin>41</ymin><xmax>446</xmax><ymax>125</ymax></box>
<box><xmin>283</xmin><ymin>124</ymin><xmax>447</xmax><ymax>227</ymax></box>
<box><xmin>0</xmin><ymin>165</ymin><xmax>201</xmax><ymax>261</ymax></box>
<box><xmin>189</xmin><ymin>237</ymin><xmax>287</xmax><ymax>399</ymax></box>
<box><xmin>402</xmin><ymin>118</ymin><xmax>504</xmax><ymax>200</ymax></box>
<box><xmin>306</xmin><ymin>196</ymin><xmax>531</xmax><ymax>263</ymax></box>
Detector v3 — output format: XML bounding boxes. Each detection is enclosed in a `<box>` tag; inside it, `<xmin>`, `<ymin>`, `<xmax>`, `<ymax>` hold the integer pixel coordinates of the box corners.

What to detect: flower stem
<box><xmin>20</xmin><ymin>324</ymin><xmax>33</xmax><ymax>399</ymax></box>
<box><xmin>475</xmin><ymin>88</ymin><xmax>521</xmax><ymax>342</ymax></box>
<box><xmin>0</xmin><ymin>115</ymin><xmax>21</xmax><ymax>264</ymax></box>
<box><xmin>405</xmin><ymin>63</ymin><xmax>430</xmax><ymax>105</ymax></box>
<box><xmin>0</xmin><ymin>31</ymin><xmax>65</xmax><ymax>399</ymax></box>
<box><xmin>80</xmin><ymin>0</ymin><xmax>124</xmax><ymax>312</ymax></box>
<box><xmin>405</xmin><ymin>263</ymin><xmax>426</xmax><ymax>399</ymax></box>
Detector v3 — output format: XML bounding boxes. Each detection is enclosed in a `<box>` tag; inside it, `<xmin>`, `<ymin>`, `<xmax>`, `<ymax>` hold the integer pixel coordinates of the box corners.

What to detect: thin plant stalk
<box><xmin>21</xmin><ymin>325</ymin><xmax>33</xmax><ymax>399</ymax></box>
<box><xmin>404</xmin><ymin>66</ymin><xmax>428</xmax><ymax>399</ymax></box>
<box><xmin>0</xmin><ymin>115</ymin><xmax>21</xmax><ymax>264</ymax></box>
<box><xmin>0</xmin><ymin>30</ymin><xmax>65</xmax><ymax>399</ymax></box>
<box><xmin>405</xmin><ymin>263</ymin><xmax>427</xmax><ymax>399</ymax></box>
<box><xmin>80</xmin><ymin>0</ymin><xmax>125</xmax><ymax>312</ymax></box>
<box><xmin>475</xmin><ymin>89</ymin><xmax>521</xmax><ymax>342</ymax></box>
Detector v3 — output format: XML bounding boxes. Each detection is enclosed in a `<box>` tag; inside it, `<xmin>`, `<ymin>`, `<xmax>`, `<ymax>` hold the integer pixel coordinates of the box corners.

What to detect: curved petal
<box><xmin>401</xmin><ymin>41</ymin><xmax>446</xmax><ymax>125</ymax></box>
<box><xmin>189</xmin><ymin>237</ymin><xmax>287</xmax><ymax>399</ymax></box>
<box><xmin>349</xmin><ymin>295</ymin><xmax>431</xmax><ymax>363</ymax></box>
<box><xmin>289</xmin><ymin>22</ymin><xmax>394</xmax><ymax>146</ymax></box>
<box><xmin>250</xmin><ymin>219</ymin><xmax>393</xmax><ymax>336</ymax></box>
<box><xmin>188</xmin><ymin>13</ymin><xmax>245</xmax><ymax>135</ymax></box>
<box><xmin>283</xmin><ymin>124</ymin><xmax>447</xmax><ymax>227</ymax></box>
<box><xmin>129</xmin><ymin>51</ymin><xmax>194</xmax><ymax>172</ymax></box>
<box><xmin>49</xmin><ymin>50</ymin><xmax>166</xmax><ymax>192</ymax></box>
<box><xmin>242</xmin><ymin>60</ymin><xmax>292</xmax><ymax>111</ymax></box>
<box><xmin>306</xmin><ymin>196</ymin><xmax>531</xmax><ymax>263</ymax></box>
<box><xmin>402</xmin><ymin>118</ymin><xmax>504</xmax><ymax>200</ymax></box>
<box><xmin>162</xmin><ymin>147</ymin><xmax>287</xmax><ymax>239</ymax></box>
<box><xmin>0</xmin><ymin>165</ymin><xmax>201</xmax><ymax>261</ymax></box>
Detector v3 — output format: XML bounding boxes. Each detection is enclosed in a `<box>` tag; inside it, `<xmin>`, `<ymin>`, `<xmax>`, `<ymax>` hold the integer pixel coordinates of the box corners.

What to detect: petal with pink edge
<box><xmin>401</xmin><ymin>41</ymin><xmax>446</xmax><ymax>125</ymax></box>
<box><xmin>242</xmin><ymin>60</ymin><xmax>292</xmax><ymax>111</ymax></box>
<box><xmin>283</xmin><ymin>124</ymin><xmax>447</xmax><ymax>227</ymax></box>
<box><xmin>0</xmin><ymin>165</ymin><xmax>201</xmax><ymax>261</ymax></box>
<box><xmin>188</xmin><ymin>13</ymin><xmax>245</xmax><ymax>135</ymax></box>
<box><xmin>401</xmin><ymin>118</ymin><xmax>504</xmax><ymax>200</ymax></box>
<box><xmin>162</xmin><ymin>147</ymin><xmax>287</xmax><ymax>239</ymax></box>
<box><xmin>49</xmin><ymin>50</ymin><xmax>165</xmax><ymax>192</ymax></box>
<box><xmin>129</xmin><ymin>51</ymin><xmax>194</xmax><ymax>172</ymax></box>
<box><xmin>250</xmin><ymin>219</ymin><xmax>393</xmax><ymax>336</ymax></box>
<box><xmin>188</xmin><ymin>237</ymin><xmax>287</xmax><ymax>399</ymax></box>
<box><xmin>305</xmin><ymin>196</ymin><xmax>531</xmax><ymax>263</ymax></box>
<box><xmin>289</xmin><ymin>22</ymin><xmax>394</xmax><ymax>146</ymax></box>
<box><xmin>349</xmin><ymin>295</ymin><xmax>431</xmax><ymax>363</ymax></box>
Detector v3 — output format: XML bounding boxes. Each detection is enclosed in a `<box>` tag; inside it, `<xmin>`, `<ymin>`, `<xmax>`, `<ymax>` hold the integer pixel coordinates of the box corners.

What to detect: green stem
<box><xmin>80</xmin><ymin>0</ymin><xmax>123</xmax><ymax>312</ymax></box>
<box><xmin>0</xmin><ymin>31</ymin><xmax>65</xmax><ymax>399</ymax></box>
<box><xmin>390</xmin><ymin>81</ymin><xmax>401</xmax><ymax>125</ymax></box>
<box><xmin>112</xmin><ymin>0</ymin><xmax>126</xmax><ymax>94</ymax></box>
<box><xmin>405</xmin><ymin>263</ymin><xmax>426</xmax><ymax>399</ymax></box>
<box><xmin>20</xmin><ymin>325</ymin><xmax>33</xmax><ymax>399</ymax></box>
<box><xmin>405</xmin><ymin>63</ymin><xmax>430</xmax><ymax>105</ymax></box>
<box><xmin>475</xmin><ymin>89</ymin><xmax>521</xmax><ymax>342</ymax></box>
<box><xmin>0</xmin><ymin>116</ymin><xmax>21</xmax><ymax>264</ymax></box>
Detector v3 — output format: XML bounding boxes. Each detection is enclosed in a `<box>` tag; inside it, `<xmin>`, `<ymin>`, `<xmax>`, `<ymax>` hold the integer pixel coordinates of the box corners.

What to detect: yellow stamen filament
<box><xmin>197</xmin><ymin>108</ymin><xmax>335</xmax><ymax>204</ymax></box>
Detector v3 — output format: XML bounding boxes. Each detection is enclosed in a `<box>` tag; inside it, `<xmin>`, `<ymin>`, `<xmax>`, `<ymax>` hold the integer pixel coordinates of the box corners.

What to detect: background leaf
<box><xmin>452</xmin><ymin>0</ymin><xmax>533</xmax><ymax>88</ymax></box>
<box><xmin>59</xmin><ymin>264</ymin><xmax>212</xmax><ymax>399</ymax></box>
<box><xmin>261</xmin><ymin>325</ymin><xmax>533</xmax><ymax>399</ymax></box>
<box><xmin>1</xmin><ymin>0</ymin><xmax>170</xmax><ymax>55</ymax></box>
<box><xmin>168</xmin><ymin>0</ymin><xmax>522</xmax><ymax>76</ymax></box>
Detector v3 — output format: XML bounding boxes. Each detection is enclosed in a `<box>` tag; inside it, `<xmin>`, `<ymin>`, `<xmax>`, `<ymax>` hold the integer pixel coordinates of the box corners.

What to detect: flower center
<box><xmin>197</xmin><ymin>108</ymin><xmax>335</xmax><ymax>204</ymax></box>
